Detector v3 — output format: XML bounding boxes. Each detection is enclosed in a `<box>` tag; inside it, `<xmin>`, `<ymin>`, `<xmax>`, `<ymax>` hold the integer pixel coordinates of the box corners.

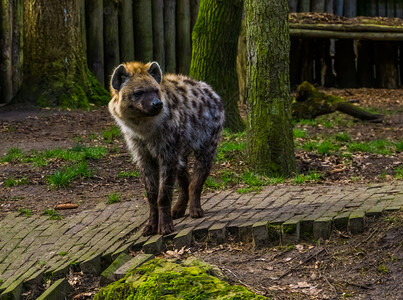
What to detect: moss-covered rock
<box><xmin>94</xmin><ymin>258</ymin><xmax>267</xmax><ymax>300</ymax></box>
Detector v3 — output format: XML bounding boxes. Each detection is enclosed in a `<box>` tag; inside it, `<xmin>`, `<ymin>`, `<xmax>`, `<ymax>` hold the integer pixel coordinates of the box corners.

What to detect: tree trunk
<box><xmin>176</xmin><ymin>0</ymin><xmax>191</xmax><ymax>74</ymax></box>
<box><xmin>152</xmin><ymin>0</ymin><xmax>165</xmax><ymax>69</ymax></box>
<box><xmin>119</xmin><ymin>0</ymin><xmax>135</xmax><ymax>62</ymax></box>
<box><xmin>12</xmin><ymin>0</ymin><xmax>23</xmax><ymax>96</ymax></box>
<box><xmin>87</xmin><ymin>0</ymin><xmax>105</xmax><ymax>86</ymax></box>
<box><xmin>0</xmin><ymin>0</ymin><xmax>13</xmax><ymax>105</ymax></box>
<box><xmin>244</xmin><ymin>0</ymin><xmax>296</xmax><ymax>176</ymax></box>
<box><xmin>343</xmin><ymin>0</ymin><xmax>357</xmax><ymax>17</ymax></box>
<box><xmin>335</xmin><ymin>39</ymin><xmax>357</xmax><ymax>88</ymax></box>
<box><xmin>357</xmin><ymin>40</ymin><xmax>374</xmax><ymax>87</ymax></box>
<box><xmin>311</xmin><ymin>0</ymin><xmax>325</xmax><ymax>12</ymax></box>
<box><xmin>299</xmin><ymin>0</ymin><xmax>310</xmax><ymax>12</ymax></box>
<box><xmin>190</xmin><ymin>0</ymin><xmax>244</xmax><ymax>132</ymax></box>
<box><xmin>104</xmin><ymin>0</ymin><xmax>120</xmax><ymax>85</ymax></box>
<box><xmin>334</xmin><ymin>0</ymin><xmax>343</xmax><ymax>16</ymax></box>
<box><xmin>190</xmin><ymin>0</ymin><xmax>200</xmax><ymax>31</ymax></box>
<box><xmin>19</xmin><ymin>0</ymin><xmax>109</xmax><ymax>108</ymax></box>
<box><xmin>325</xmin><ymin>0</ymin><xmax>334</xmax><ymax>14</ymax></box>
<box><xmin>289</xmin><ymin>0</ymin><xmax>298</xmax><ymax>13</ymax></box>
<box><xmin>164</xmin><ymin>0</ymin><xmax>176</xmax><ymax>73</ymax></box>
<box><xmin>133</xmin><ymin>0</ymin><xmax>153</xmax><ymax>62</ymax></box>
<box><xmin>374</xmin><ymin>41</ymin><xmax>398</xmax><ymax>88</ymax></box>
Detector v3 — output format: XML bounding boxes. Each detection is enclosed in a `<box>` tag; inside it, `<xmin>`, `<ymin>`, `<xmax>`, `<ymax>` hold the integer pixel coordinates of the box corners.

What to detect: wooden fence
<box><xmin>1</xmin><ymin>0</ymin><xmax>402</xmax><ymax>105</ymax></box>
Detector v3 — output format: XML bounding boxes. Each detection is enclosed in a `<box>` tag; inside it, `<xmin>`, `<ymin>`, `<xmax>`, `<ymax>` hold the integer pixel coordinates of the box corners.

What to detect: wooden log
<box><xmin>104</xmin><ymin>0</ymin><xmax>120</xmax><ymax>84</ymax></box>
<box><xmin>176</xmin><ymin>0</ymin><xmax>191</xmax><ymax>74</ymax></box>
<box><xmin>378</xmin><ymin>1</ymin><xmax>386</xmax><ymax>17</ymax></box>
<box><xmin>386</xmin><ymin>0</ymin><xmax>394</xmax><ymax>17</ymax></box>
<box><xmin>357</xmin><ymin>40</ymin><xmax>375</xmax><ymax>87</ymax></box>
<box><xmin>369</xmin><ymin>0</ymin><xmax>377</xmax><ymax>17</ymax></box>
<box><xmin>289</xmin><ymin>0</ymin><xmax>298</xmax><ymax>13</ymax></box>
<box><xmin>334</xmin><ymin>0</ymin><xmax>343</xmax><ymax>16</ymax></box>
<box><xmin>12</xmin><ymin>0</ymin><xmax>23</xmax><ymax>96</ymax></box>
<box><xmin>325</xmin><ymin>0</ymin><xmax>334</xmax><ymax>14</ymax></box>
<box><xmin>0</xmin><ymin>0</ymin><xmax>14</xmax><ymax>105</ymax></box>
<box><xmin>289</xmin><ymin>23</ymin><xmax>403</xmax><ymax>33</ymax></box>
<box><xmin>152</xmin><ymin>0</ymin><xmax>165</xmax><ymax>69</ymax></box>
<box><xmin>374</xmin><ymin>41</ymin><xmax>398</xmax><ymax>88</ymax></box>
<box><xmin>133</xmin><ymin>0</ymin><xmax>153</xmax><ymax>62</ymax></box>
<box><xmin>164</xmin><ymin>0</ymin><xmax>176</xmax><ymax>73</ymax></box>
<box><xmin>190</xmin><ymin>0</ymin><xmax>200</xmax><ymax>31</ymax></box>
<box><xmin>87</xmin><ymin>0</ymin><xmax>105</xmax><ymax>86</ymax></box>
<box><xmin>299</xmin><ymin>0</ymin><xmax>310</xmax><ymax>12</ymax></box>
<box><xmin>79</xmin><ymin>0</ymin><xmax>87</xmax><ymax>54</ymax></box>
<box><xmin>397</xmin><ymin>1</ymin><xmax>403</xmax><ymax>18</ymax></box>
<box><xmin>357</xmin><ymin>0</ymin><xmax>367</xmax><ymax>16</ymax></box>
<box><xmin>289</xmin><ymin>29</ymin><xmax>403</xmax><ymax>41</ymax></box>
<box><xmin>343</xmin><ymin>0</ymin><xmax>357</xmax><ymax>17</ymax></box>
<box><xmin>119</xmin><ymin>0</ymin><xmax>135</xmax><ymax>62</ymax></box>
<box><xmin>311</xmin><ymin>0</ymin><xmax>325</xmax><ymax>13</ymax></box>
<box><xmin>335</xmin><ymin>39</ymin><xmax>357</xmax><ymax>88</ymax></box>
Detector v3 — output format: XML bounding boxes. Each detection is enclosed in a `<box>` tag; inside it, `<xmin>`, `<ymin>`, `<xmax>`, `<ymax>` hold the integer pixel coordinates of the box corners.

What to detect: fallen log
<box><xmin>292</xmin><ymin>81</ymin><xmax>383</xmax><ymax>122</ymax></box>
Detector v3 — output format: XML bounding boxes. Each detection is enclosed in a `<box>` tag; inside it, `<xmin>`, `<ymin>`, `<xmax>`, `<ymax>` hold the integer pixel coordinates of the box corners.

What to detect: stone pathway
<box><xmin>0</xmin><ymin>182</ymin><xmax>402</xmax><ymax>298</ymax></box>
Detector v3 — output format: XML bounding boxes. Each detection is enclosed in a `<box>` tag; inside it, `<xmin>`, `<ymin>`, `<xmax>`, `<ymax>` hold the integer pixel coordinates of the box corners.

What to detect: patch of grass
<box><xmin>377</xmin><ymin>264</ymin><xmax>389</xmax><ymax>274</ymax></box>
<box><xmin>323</xmin><ymin>120</ymin><xmax>333</xmax><ymax>129</ymax></box>
<box><xmin>4</xmin><ymin>177</ymin><xmax>29</xmax><ymax>187</ymax></box>
<box><xmin>118</xmin><ymin>170</ymin><xmax>141</xmax><ymax>178</ymax></box>
<box><xmin>102</xmin><ymin>126</ymin><xmax>121</xmax><ymax>143</ymax></box>
<box><xmin>42</xmin><ymin>209</ymin><xmax>62</xmax><ymax>220</ymax></box>
<box><xmin>333</xmin><ymin>132</ymin><xmax>351</xmax><ymax>143</ymax></box>
<box><xmin>1</xmin><ymin>147</ymin><xmax>26</xmax><ymax>163</ymax></box>
<box><xmin>216</xmin><ymin>130</ymin><xmax>247</xmax><ymax>162</ymax></box>
<box><xmin>396</xmin><ymin>141</ymin><xmax>403</xmax><ymax>152</ymax></box>
<box><xmin>47</xmin><ymin>161</ymin><xmax>93</xmax><ymax>188</ymax></box>
<box><xmin>317</xmin><ymin>140</ymin><xmax>340</xmax><ymax>155</ymax></box>
<box><xmin>107</xmin><ymin>192</ymin><xmax>121</xmax><ymax>204</ymax></box>
<box><xmin>292</xmin><ymin>172</ymin><xmax>321</xmax><ymax>184</ymax></box>
<box><xmin>394</xmin><ymin>166</ymin><xmax>403</xmax><ymax>179</ymax></box>
<box><xmin>293</xmin><ymin>128</ymin><xmax>307</xmax><ymax>139</ymax></box>
<box><xmin>297</xmin><ymin>119</ymin><xmax>318</xmax><ymax>126</ymax></box>
<box><xmin>59</xmin><ymin>251</ymin><xmax>68</xmax><ymax>256</ymax></box>
<box><xmin>347</xmin><ymin>139</ymin><xmax>394</xmax><ymax>155</ymax></box>
<box><xmin>204</xmin><ymin>177</ymin><xmax>222</xmax><ymax>190</ymax></box>
<box><xmin>18</xmin><ymin>208</ymin><xmax>32</xmax><ymax>217</ymax></box>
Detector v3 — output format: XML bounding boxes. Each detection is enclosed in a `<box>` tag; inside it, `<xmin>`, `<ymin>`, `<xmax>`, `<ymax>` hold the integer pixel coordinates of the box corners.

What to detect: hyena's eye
<box><xmin>133</xmin><ymin>91</ymin><xmax>145</xmax><ymax>98</ymax></box>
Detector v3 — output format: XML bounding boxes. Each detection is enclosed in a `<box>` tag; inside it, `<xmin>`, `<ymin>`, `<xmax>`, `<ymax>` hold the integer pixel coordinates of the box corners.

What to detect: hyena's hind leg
<box><xmin>188</xmin><ymin>149</ymin><xmax>216</xmax><ymax>218</ymax></box>
<box><xmin>172</xmin><ymin>158</ymin><xmax>190</xmax><ymax>219</ymax></box>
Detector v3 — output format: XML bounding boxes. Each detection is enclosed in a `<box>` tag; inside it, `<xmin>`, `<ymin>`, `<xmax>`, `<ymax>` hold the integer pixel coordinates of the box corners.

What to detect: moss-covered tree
<box><xmin>190</xmin><ymin>0</ymin><xmax>244</xmax><ymax>132</ymax></box>
<box><xmin>244</xmin><ymin>0</ymin><xmax>296</xmax><ymax>176</ymax></box>
<box><xmin>16</xmin><ymin>0</ymin><xmax>109</xmax><ymax>108</ymax></box>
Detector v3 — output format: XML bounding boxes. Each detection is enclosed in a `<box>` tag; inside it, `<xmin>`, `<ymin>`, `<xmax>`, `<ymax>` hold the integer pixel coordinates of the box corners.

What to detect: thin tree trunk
<box><xmin>311</xmin><ymin>0</ymin><xmax>325</xmax><ymax>12</ymax></box>
<box><xmin>190</xmin><ymin>0</ymin><xmax>200</xmax><ymax>31</ymax></box>
<box><xmin>334</xmin><ymin>0</ymin><xmax>343</xmax><ymax>16</ymax></box>
<box><xmin>299</xmin><ymin>0</ymin><xmax>310</xmax><ymax>12</ymax></box>
<box><xmin>11</xmin><ymin>0</ymin><xmax>23</xmax><ymax>96</ymax></box>
<box><xmin>386</xmin><ymin>0</ymin><xmax>394</xmax><ymax>17</ymax></box>
<box><xmin>19</xmin><ymin>0</ymin><xmax>109</xmax><ymax>107</ymax></box>
<box><xmin>164</xmin><ymin>0</ymin><xmax>176</xmax><ymax>73</ymax></box>
<box><xmin>119</xmin><ymin>0</ymin><xmax>135</xmax><ymax>62</ymax></box>
<box><xmin>0</xmin><ymin>0</ymin><xmax>13</xmax><ymax>105</ymax></box>
<box><xmin>397</xmin><ymin>1</ymin><xmax>403</xmax><ymax>18</ymax></box>
<box><xmin>357</xmin><ymin>40</ymin><xmax>374</xmax><ymax>87</ymax></box>
<box><xmin>289</xmin><ymin>0</ymin><xmax>298</xmax><ymax>13</ymax></box>
<box><xmin>244</xmin><ymin>0</ymin><xmax>296</xmax><ymax>176</ymax></box>
<box><xmin>133</xmin><ymin>0</ymin><xmax>153</xmax><ymax>62</ymax></box>
<box><xmin>335</xmin><ymin>39</ymin><xmax>357</xmax><ymax>88</ymax></box>
<box><xmin>325</xmin><ymin>0</ymin><xmax>334</xmax><ymax>14</ymax></box>
<box><xmin>152</xmin><ymin>0</ymin><xmax>165</xmax><ymax>69</ymax></box>
<box><xmin>87</xmin><ymin>0</ymin><xmax>105</xmax><ymax>86</ymax></box>
<box><xmin>343</xmin><ymin>0</ymin><xmax>357</xmax><ymax>17</ymax></box>
<box><xmin>374</xmin><ymin>41</ymin><xmax>398</xmax><ymax>88</ymax></box>
<box><xmin>79</xmin><ymin>0</ymin><xmax>87</xmax><ymax>54</ymax></box>
<box><xmin>104</xmin><ymin>0</ymin><xmax>120</xmax><ymax>85</ymax></box>
<box><xmin>177</xmin><ymin>0</ymin><xmax>191</xmax><ymax>74</ymax></box>
<box><xmin>190</xmin><ymin>0</ymin><xmax>244</xmax><ymax>132</ymax></box>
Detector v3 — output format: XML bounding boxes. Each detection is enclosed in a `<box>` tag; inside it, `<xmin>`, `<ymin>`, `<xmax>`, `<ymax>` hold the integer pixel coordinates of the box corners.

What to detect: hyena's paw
<box><xmin>189</xmin><ymin>207</ymin><xmax>204</xmax><ymax>218</ymax></box>
<box><xmin>158</xmin><ymin>212</ymin><xmax>175</xmax><ymax>235</ymax></box>
<box><xmin>172</xmin><ymin>204</ymin><xmax>186</xmax><ymax>219</ymax></box>
<box><xmin>142</xmin><ymin>222</ymin><xmax>158</xmax><ymax>236</ymax></box>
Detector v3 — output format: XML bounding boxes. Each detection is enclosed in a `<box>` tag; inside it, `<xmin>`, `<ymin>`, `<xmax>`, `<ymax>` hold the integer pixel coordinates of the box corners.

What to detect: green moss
<box><xmin>95</xmin><ymin>258</ymin><xmax>267</xmax><ymax>300</ymax></box>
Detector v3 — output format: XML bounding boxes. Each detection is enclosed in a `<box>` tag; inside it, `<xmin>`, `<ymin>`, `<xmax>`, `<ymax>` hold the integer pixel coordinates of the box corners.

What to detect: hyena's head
<box><xmin>109</xmin><ymin>61</ymin><xmax>164</xmax><ymax>122</ymax></box>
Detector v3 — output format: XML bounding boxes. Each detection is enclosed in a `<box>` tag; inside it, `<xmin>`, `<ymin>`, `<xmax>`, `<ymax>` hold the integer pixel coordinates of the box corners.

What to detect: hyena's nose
<box><xmin>152</xmin><ymin>98</ymin><xmax>163</xmax><ymax>110</ymax></box>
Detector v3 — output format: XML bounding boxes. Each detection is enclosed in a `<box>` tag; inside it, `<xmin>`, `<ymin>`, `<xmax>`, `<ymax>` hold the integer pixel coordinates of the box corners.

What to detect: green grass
<box><xmin>118</xmin><ymin>170</ymin><xmax>141</xmax><ymax>178</ymax></box>
<box><xmin>4</xmin><ymin>177</ymin><xmax>29</xmax><ymax>187</ymax></box>
<box><xmin>1</xmin><ymin>147</ymin><xmax>25</xmax><ymax>163</ymax></box>
<box><xmin>42</xmin><ymin>209</ymin><xmax>62</xmax><ymax>220</ymax></box>
<box><xmin>347</xmin><ymin>140</ymin><xmax>395</xmax><ymax>156</ymax></box>
<box><xmin>297</xmin><ymin>119</ymin><xmax>318</xmax><ymax>126</ymax></box>
<box><xmin>18</xmin><ymin>208</ymin><xmax>32</xmax><ymax>217</ymax></box>
<box><xmin>216</xmin><ymin>130</ymin><xmax>247</xmax><ymax>162</ymax></box>
<box><xmin>395</xmin><ymin>166</ymin><xmax>403</xmax><ymax>179</ymax></box>
<box><xmin>292</xmin><ymin>172</ymin><xmax>321</xmax><ymax>184</ymax></box>
<box><xmin>333</xmin><ymin>132</ymin><xmax>351</xmax><ymax>143</ymax></box>
<box><xmin>47</xmin><ymin>161</ymin><xmax>93</xmax><ymax>188</ymax></box>
<box><xmin>102</xmin><ymin>126</ymin><xmax>121</xmax><ymax>143</ymax></box>
<box><xmin>293</xmin><ymin>128</ymin><xmax>307</xmax><ymax>139</ymax></box>
<box><xmin>317</xmin><ymin>140</ymin><xmax>340</xmax><ymax>155</ymax></box>
<box><xmin>107</xmin><ymin>192</ymin><xmax>121</xmax><ymax>204</ymax></box>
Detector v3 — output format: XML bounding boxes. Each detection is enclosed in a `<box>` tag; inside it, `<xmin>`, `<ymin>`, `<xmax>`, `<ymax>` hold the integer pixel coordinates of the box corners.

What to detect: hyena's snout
<box><xmin>143</xmin><ymin>97</ymin><xmax>163</xmax><ymax>116</ymax></box>
<box><xmin>151</xmin><ymin>98</ymin><xmax>163</xmax><ymax>111</ymax></box>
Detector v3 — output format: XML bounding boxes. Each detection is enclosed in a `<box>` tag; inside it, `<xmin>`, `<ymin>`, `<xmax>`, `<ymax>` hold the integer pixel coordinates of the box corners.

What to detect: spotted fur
<box><xmin>109</xmin><ymin>61</ymin><xmax>225</xmax><ymax>236</ymax></box>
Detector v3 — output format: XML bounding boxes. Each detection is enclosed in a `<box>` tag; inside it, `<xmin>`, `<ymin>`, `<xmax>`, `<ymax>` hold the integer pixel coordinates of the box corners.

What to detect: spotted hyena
<box><xmin>109</xmin><ymin>61</ymin><xmax>225</xmax><ymax>236</ymax></box>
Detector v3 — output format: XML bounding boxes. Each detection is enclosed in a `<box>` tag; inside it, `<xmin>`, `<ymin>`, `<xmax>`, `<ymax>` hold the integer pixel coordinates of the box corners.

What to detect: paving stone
<box><xmin>313</xmin><ymin>217</ymin><xmax>332</xmax><ymax>240</ymax></box>
<box><xmin>207</xmin><ymin>223</ymin><xmax>226</xmax><ymax>245</ymax></box>
<box><xmin>266</xmin><ymin>223</ymin><xmax>281</xmax><ymax>245</ymax></box>
<box><xmin>142</xmin><ymin>235</ymin><xmax>163</xmax><ymax>254</ymax></box>
<box><xmin>282</xmin><ymin>219</ymin><xmax>301</xmax><ymax>244</ymax></box>
<box><xmin>349</xmin><ymin>211</ymin><xmax>365</xmax><ymax>235</ymax></box>
<box><xmin>252</xmin><ymin>221</ymin><xmax>269</xmax><ymax>249</ymax></box>
<box><xmin>334</xmin><ymin>211</ymin><xmax>350</xmax><ymax>231</ymax></box>
<box><xmin>36</xmin><ymin>278</ymin><xmax>73</xmax><ymax>300</ymax></box>
<box><xmin>79</xmin><ymin>252</ymin><xmax>102</xmax><ymax>275</ymax></box>
<box><xmin>114</xmin><ymin>254</ymin><xmax>154</xmax><ymax>280</ymax></box>
<box><xmin>238</xmin><ymin>223</ymin><xmax>253</xmax><ymax>243</ymax></box>
<box><xmin>174</xmin><ymin>227</ymin><xmax>194</xmax><ymax>249</ymax></box>
<box><xmin>100</xmin><ymin>253</ymin><xmax>132</xmax><ymax>286</ymax></box>
<box><xmin>366</xmin><ymin>205</ymin><xmax>385</xmax><ymax>217</ymax></box>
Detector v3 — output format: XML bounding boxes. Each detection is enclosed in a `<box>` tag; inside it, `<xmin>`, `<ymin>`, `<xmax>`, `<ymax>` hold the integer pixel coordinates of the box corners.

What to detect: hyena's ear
<box><xmin>111</xmin><ymin>64</ymin><xmax>128</xmax><ymax>91</ymax></box>
<box><xmin>147</xmin><ymin>62</ymin><xmax>162</xmax><ymax>84</ymax></box>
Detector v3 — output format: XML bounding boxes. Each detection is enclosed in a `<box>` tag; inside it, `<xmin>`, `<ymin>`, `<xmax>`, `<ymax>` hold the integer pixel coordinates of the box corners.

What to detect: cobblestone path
<box><xmin>0</xmin><ymin>182</ymin><xmax>402</xmax><ymax>298</ymax></box>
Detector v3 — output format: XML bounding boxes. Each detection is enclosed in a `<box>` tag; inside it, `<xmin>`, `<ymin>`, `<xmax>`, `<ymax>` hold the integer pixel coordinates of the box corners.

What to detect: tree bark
<box><xmin>289</xmin><ymin>0</ymin><xmax>298</xmax><ymax>13</ymax></box>
<box><xmin>133</xmin><ymin>0</ymin><xmax>153</xmax><ymax>62</ymax></box>
<box><xmin>0</xmin><ymin>0</ymin><xmax>13</xmax><ymax>105</ymax></box>
<box><xmin>104</xmin><ymin>0</ymin><xmax>120</xmax><ymax>85</ymax></box>
<box><xmin>299</xmin><ymin>0</ymin><xmax>310</xmax><ymax>12</ymax></box>
<box><xmin>152</xmin><ymin>0</ymin><xmax>165</xmax><ymax>69</ymax></box>
<box><xmin>176</xmin><ymin>0</ymin><xmax>191</xmax><ymax>74</ymax></box>
<box><xmin>311</xmin><ymin>0</ymin><xmax>325</xmax><ymax>13</ymax></box>
<box><xmin>357</xmin><ymin>40</ymin><xmax>374</xmax><ymax>87</ymax></box>
<box><xmin>244</xmin><ymin>0</ymin><xmax>296</xmax><ymax>176</ymax></box>
<box><xmin>164</xmin><ymin>0</ymin><xmax>176</xmax><ymax>73</ymax></box>
<box><xmin>325</xmin><ymin>0</ymin><xmax>334</xmax><ymax>14</ymax></box>
<box><xmin>190</xmin><ymin>0</ymin><xmax>200</xmax><ymax>32</ymax></box>
<box><xmin>119</xmin><ymin>0</ymin><xmax>135</xmax><ymax>62</ymax></box>
<box><xmin>12</xmin><ymin>0</ymin><xmax>23</xmax><ymax>96</ymax></box>
<box><xmin>343</xmin><ymin>0</ymin><xmax>357</xmax><ymax>17</ymax></box>
<box><xmin>374</xmin><ymin>41</ymin><xmax>398</xmax><ymax>88</ymax></box>
<box><xmin>190</xmin><ymin>0</ymin><xmax>244</xmax><ymax>132</ymax></box>
<box><xmin>87</xmin><ymin>0</ymin><xmax>105</xmax><ymax>86</ymax></box>
<box><xmin>18</xmin><ymin>0</ymin><xmax>109</xmax><ymax>108</ymax></box>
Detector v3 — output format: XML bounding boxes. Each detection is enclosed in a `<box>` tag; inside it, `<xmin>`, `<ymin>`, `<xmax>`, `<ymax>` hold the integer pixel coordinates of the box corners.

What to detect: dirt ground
<box><xmin>0</xmin><ymin>88</ymin><xmax>402</xmax><ymax>299</ymax></box>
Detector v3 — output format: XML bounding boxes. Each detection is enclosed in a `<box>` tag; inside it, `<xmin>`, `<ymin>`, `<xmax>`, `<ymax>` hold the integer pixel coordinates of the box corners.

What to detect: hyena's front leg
<box><xmin>138</xmin><ymin>156</ymin><xmax>160</xmax><ymax>236</ymax></box>
<box><xmin>172</xmin><ymin>161</ymin><xmax>190</xmax><ymax>219</ymax></box>
<box><xmin>157</xmin><ymin>162</ymin><xmax>177</xmax><ymax>235</ymax></box>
